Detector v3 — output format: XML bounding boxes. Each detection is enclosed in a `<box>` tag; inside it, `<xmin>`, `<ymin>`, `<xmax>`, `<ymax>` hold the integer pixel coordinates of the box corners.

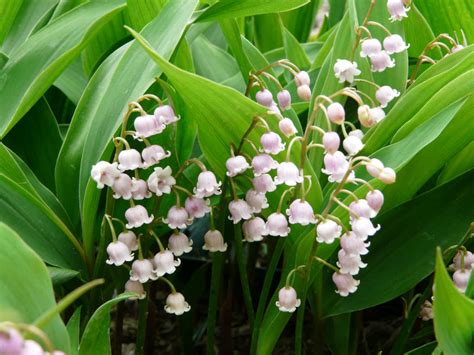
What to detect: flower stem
<box><xmin>159</xmin><ymin>276</ymin><xmax>177</xmax><ymax>293</ymax></box>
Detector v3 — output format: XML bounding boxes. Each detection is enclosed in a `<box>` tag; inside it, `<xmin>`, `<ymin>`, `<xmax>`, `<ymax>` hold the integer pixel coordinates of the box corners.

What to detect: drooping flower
<box><xmin>343</xmin><ymin>135</ymin><xmax>364</xmax><ymax>156</ymax></box>
<box><xmin>118</xmin><ymin>149</ymin><xmax>142</xmax><ymax>171</ymax></box>
<box><xmin>194</xmin><ymin>171</ymin><xmax>222</xmax><ymax>198</ymax></box>
<box><xmin>251</xmin><ymin>154</ymin><xmax>278</xmax><ymax>176</ymax></box>
<box><xmin>154</xmin><ymin>250</ymin><xmax>181</xmax><ymax>276</ymax></box>
<box><xmin>451</xmin><ymin>250</ymin><xmax>474</xmax><ymax>270</ymax></box>
<box><xmin>340</xmin><ymin>232</ymin><xmax>370</xmax><ymax>255</ymax></box>
<box><xmin>351</xmin><ymin>217</ymin><xmax>380</xmax><ymax>240</ymax></box>
<box><xmin>286</xmin><ymin>199</ymin><xmax>317</xmax><ymax>225</ymax></box>
<box><xmin>226</xmin><ymin>155</ymin><xmax>250</xmax><ymax>177</ymax></box>
<box><xmin>131</xmin><ymin>178</ymin><xmax>152</xmax><ymax>200</ymax></box>
<box><xmin>296</xmin><ymin>85</ymin><xmax>312</xmax><ymax>101</ymax></box>
<box><xmin>164</xmin><ymin>292</ymin><xmax>191</xmax><ymax>315</ymax></box>
<box><xmin>22</xmin><ymin>340</ymin><xmax>45</xmax><ymax>355</ymax></box>
<box><xmin>184</xmin><ymin>196</ymin><xmax>210</xmax><ymax>219</ymax></box>
<box><xmin>168</xmin><ymin>231</ymin><xmax>193</xmax><ymax>256</ymax></box>
<box><xmin>276</xmin><ymin>286</ymin><xmax>301</xmax><ymax>312</ymax></box>
<box><xmin>334</xmin><ymin>59</ymin><xmax>361</xmax><ymax>83</ymax></box>
<box><xmin>125</xmin><ymin>205</ymin><xmax>154</xmax><ymax>229</ymax></box>
<box><xmin>327</xmin><ymin>102</ymin><xmax>345</xmax><ymax>125</ymax></box>
<box><xmin>228</xmin><ymin>199</ymin><xmax>253</xmax><ymax>224</ymax></box>
<box><xmin>295</xmin><ymin>71</ymin><xmax>310</xmax><ymax>86</ymax></box>
<box><xmin>125</xmin><ymin>280</ymin><xmax>146</xmax><ymax>299</ymax></box>
<box><xmin>133</xmin><ymin>114</ymin><xmax>165</xmax><ymax>139</ymax></box>
<box><xmin>383</xmin><ymin>34</ymin><xmax>409</xmax><ymax>54</ymax></box>
<box><xmin>118</xmin><ymin>230</ymin><xmax>138</xmax><ymax>251</ymax></box>
<box><xmin>322</xmin><ymin>151</ymin><xmax>353</xmax><ymax>183</ymax></box>
<box><xmin>375</xmin><ymin>85</ymin><xmax>400</xmax><ymax>107</ymax></box>
<box><xmin>279</xmin><ymin>118</ymin><xmax>297</xmax><ymax>137</ymax></box>
<box><xmin>266</xmin><ymin>212</ymin><xmax>290</xmax><ymax>237</ymax></box>
<box><xmin>256</xmin><ymin>89</ymin><xmax>274</xmax><ymax>107</ymax></box>
<box><xmin>91</xmin><ymin>161</ymin><xmax>120</xmax><ymax>188</ymax></box>
<box><xmin>378</xmin><ymin>167</ymin><xmax>396</xmax><ymax>184</ymax></box>
<box><xmin>0</xmin><ymin>328</ymin><xmax>23</xmax><ymax>354</ymax></box>
<box><xmin>203</xmin><ymin>230</ymin><xmax>227</xmax><ymax>252</ymax></box>
<box><xmin>112</xmin><ymin>173</ymin><xmax>133</xmax><ymax>200</ymax></box>
<box><xmin>366</xmin><ymin>158</ymin><xmax>385</xmax><ymax>178</ymax></box>
<box><xmin>419</xmin><ymin>300</ymin><xmax>433</xmax><ymax>321</ymax></box>
<box><xmin>337</xmin><ymin>249</ymin><xmax>367</xmax><ymax>275</ymax></box>
<box><xmin>316</xmin><ymin>219</ymin><xmax>342</xmax><ymax>244</ymax></box>
<box><xmin>369</xmin><ymin>51</ymin><xmax>395</xmax><ymax>72</ymax></box>
<box><xmin>360</xmin><ymin>38</ymin><xmax>382</xmax><ymax>58</ymax></box>
<box><xmin>130</xmin><ymin>259</ymin><xmax>156</xmax><ymax>283</ymax></box>
<box><xmin>106</xmin><ymin>241</ymin><xmax>134</xmax><ymax>266</ymax></box>
<box><xmin>366</xmin><ymin>190</ymin><xmax>384</xmax><ymax>213</ymax></box>
<box><xmin>141</xmin><ymin>145</ymin><xmax>171</xmax><ymax>168</ymax></box>
<box><xmin>163</xmin><ymin>206</ymin><xmax>192</xmax><ymax>229</ymax></box>
<box><xmin>245</xmin><ymin>190</ymin><xmax>269</xmax><ymax>213</ymax></box>
<box><xmin>274</xmin><ymin>162</ymin><xmax>303</xmax><ymax>186</ymax></box>
<box><xmin>387</xmin><ymin>0</ymin><xmax>410</xmax><ymax>21</ymax></box>
<box><xmin>243</xmin><ymin>217</ymin><xmax>268</xmax><ymax>242</ymax></box>
<box><xmin>260</xmin><ymin>132</ymin><xmax>285</xmax><ymax>155</ymax></box>
<box><xmin>277</xmin><ymin>90</ymin><xmax>292</xmax><ymax>111</ymax></box>
<box><xmin>323</xmin><ymin>132</ymin><xmax>341</xmax><ymax>154</ymax></box>
<box><xmin>453</xmin><ymin>269</ymin><xmax>471</xmax><ymax>293</ymax></box>
<box><xmin>332</xmin><ymin>272</ymin><xmax>360</xmax><ymax>296</ymax></box>
<box><xmin>147</xmin><ymin>166</ymin><xmax>176</xmax><ymax>196</ymax></box>
<box><xmin>154</xmin><ymin>105</ymin><xmax>179</xmax><ymax>125</ymax></box>
<box><xmin>349</xmin><ymin>199</ymin><xmax>377</xmax><ymax>219</ymax></box>
<box><xmin>252</xmin><ymin>173</ymin><xmax>277</xmax><ymax>193</ymax></box>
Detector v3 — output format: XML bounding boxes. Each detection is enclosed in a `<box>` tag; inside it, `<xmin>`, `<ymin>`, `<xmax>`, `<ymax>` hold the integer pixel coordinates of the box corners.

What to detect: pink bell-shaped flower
<box><xmin>351</xmin><ymin>217</ymin><xmax>380</xmax><ymax>240</ymax></box>
<box><xmin>286</xmin><ymin>199</ymin><xmax>317</xmax><ymax>225</ymax></box>
<box><xmin>349</xmin><ymin>199</ymin><xmax>377</xmax><ymax>219</ymax></box>
<box><xmin>453</xmin><ymin>269</ymin><xmax>471</xmax><ymax>293</ymax></box>
<box><xmin>228</xmin><ymin>199</ymin><xmax>253</xmax><ymax>224</ymax></box>
<box><xmin>383</xmin><ymin>34</ymin><xmax>409</xmax><ymax>54</ymax></box>
<box><xmin>323</xmin><ymin>132</ymin><xmax>341</xmax><ymax>154</ymax></box>
<box><xmin>118</xmin><ymin>230</ymin><xmax>138</xmax><ymax>251</ymax></box>
<box><xmin>154</xmin><ymin>105</ymin><xmax>179</xmax><ymax>125</ymax></box>
<box><xmin>125</xmin><ymin>205</ymin><xmax>154</xmax><ymax>229</ymax></box>
<box><xmin>147</xmin><ymin>166</ymin><xmax>176</xmax><ymax>196</ymax></box>
<box><xmin>334</xmin><ymin>59</ymin><xmax>361</xmax><ymax>83</ymax></box>
<box><xmin>337</xmin><ymin>249</ymin><xmax>367</xmax><ymax>275</ymax></box>
<box><xmin>387</xmin><ymin>0</ymin><xmax>410</xmax><ymax>21</ymax></box>
<box><xmin>194</xmin><ymin>171</ymin><xmax>222</xmax><ymax>198</ymax></box>
<box><xmin>226</xmin><ymin>155</ymin><xmax>250</xmax><ymax>177</ymax></box>
<box><xmin>297</xmin><ymin>85</ymin><xmax>312</xmax><ymax>101</ymax></box>
<box><xmin>245</xmin><ymin>190</ymin><xmax>268</xmax><ymax>213</ymax></box>
<box><xmin>112</xmin><ymin>173</ymin><xmax>133</xmax><ymax>200</ymax></box>
<box><xmin>327</xmin><ymin>102</ymin><xmax>345</xmax><ymax>125</ymax></box>
<box><xmin>322</xmin><ymin>151</ymin><xmax>352</xmax><ymax>183</ymax></box>
<box><xmin>376</xmin><ymin>85</ymin><xmax>400</xmax><ymax>107</ymax></box>
<box><xmin>266</xmin><ymin>212</ymin><xmax>290</xmax><ymax>237</ymax></box>
<box><xmin>141</xmin><ymin>145</ymin><xmax>171</xmax><ymax>168</ymax></box>
<box><xmin>131</xmin><ymin>178</ymin><xmax>152</xmax><ymax>200</ymax></box>
<box><xmin>164</xmin><ymin>292</ymin><xmax>191</xmax><ymax>315</ymax></box>
<box><xmin>366</xmin><ymin>158</ymin><xmax>385</xmax><ymax>178</ymax></box>
<box><xmin>163</xmin><ymin>206</ymin><xmax>192</xmax><ymax>229</ymax></box>
<box><xmin>340</xmin><ymin>232</ymin><xmax>370</xmax><ymax>255</ymax></box>
<box><xmin>451</xmin><ymin>250</ymin><xmax>474</xmax><ymax>270</ymax></box>
<box><xmin>369</xmin><ymin>51</ymin><xmax>395</xmax><ymax>72</ymax></box>
<box><xmin>203</xmin><ymin>230</ymin><xmax>227</xmax><ymax>252</ymax></box>
<box><xmin>316</xmin><ymin>219</ymin><xmax>342</xmax><ymax>244</ymax></box>
<box><xmin>0</xmin><ymin>328</ymin><xmax>23</xmax><ymax>354</ymax></box>
<box><xmin>295</xmin><ymin>71</ymin><xmax>310</xmax><ymax>86</ymax></box>
<box><xmin>125</xmin><ymin>280</ymin><xmax>146</xmax><ymax>299</ymax></box>
<box><xmin>130</xmin><ymin>259</ymin><xmax>156</xmax><ymax>283</ymax></box>
<box><xmin>343</xmin><ymin>135</ymin><xmax>364</xmax><ymax>156</ymax></box>
<box><xmin>275</xmin><ymin>162</ymin><xmax>303</xmax><ymax>186</ymax></box>
<box><xmin>133</xmin><ymin>114</ymin><xmax>164</xmax><ymax>139</ymax></box>
<box><xmin>168</xmin><ymin>231</ymin><xmax>193</xmax><ymax>256</ymax></box>
<box><xmin>256</xmin><ymin>89</ymin><xmax>274</xmax><ymax>107</ymax></box>
<box><xmin>277</xmin><ymin>90</ymin><xmax>292</xmax><ymax>111</ymax></box>
<box><xmin>260</xmin><ymin>132</ymin><xmax>285</xmax><ymax>155</ymax></box>
<box><xmin>276</xmin><ymin>286</ymin><xmax>301</xmax><ymax>312</ymax></box>
<box><xmin>360</xmin><ymin>38</ymin><xmax>382</xmax><ymax>58</ymax></box>
<box><xmin>252</xmin><ymin>173</ymin><xmax>277</xmax><ymax>193</ymax></box>
<box><xmin>251</xmin><ymin>154</ymin><xmax>278</xmax><ymax>176</ymax></box>
<box><xmin>154</xmin><ymin>249</ymin><xmax>181</xmax><ymax>277</ymax></box>
<box><xmin>332</xmin><ymin>272</ymin><xmax>360</xmax><ymax>296</ymax></box>
<box><xmin>184</xmin><ymin>196</ymin><xmax>210</xmax><ymax>218</ymax></box>
<box><xmin>243</xmin><ymin>217</ymin><xmax>268</xmax><ymax>242</ymax></box>
<box><xmin>106</xmin><ymin>241</ymin><xmax>134</xmax><ymax>266</ymax></box>
<box><xmin>279</xmin><ymin>118</ymin><xmax>297</xmax><ymax>137</ymax></box>
<box><xmin>366</xmin><ymin>190</ymin><xmax>384</xmax><ymax>213</ymax></box>
<box><xmin>378</xmin><ymin>167</ymin><xmax>396</xmax><ymax>184</ymax></box>
<box><xmin>91</xmin><ymin>161</ymin><xmax>120</xmax><ymax>188</ymax></box>
<box><xmin>118</xmin><ymin>149</ymin><xmax>142</xmax><ymax>171</ymax></box>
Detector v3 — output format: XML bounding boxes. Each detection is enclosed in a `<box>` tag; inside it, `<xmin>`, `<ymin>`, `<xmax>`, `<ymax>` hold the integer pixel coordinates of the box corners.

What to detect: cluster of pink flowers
<box><xmin>450</xmin><ymin>249</ymin><xmax>474</xmax><ymax>293</ymax></box>
<box><xmin>0</xmin><ymin>325</ymin><xmax>64</xmax><ymax>355</ymax></box>
<box><xmin>91</xmin><ymin>97</ymin><xmax>226</xmax><ymax>316</ymax></box>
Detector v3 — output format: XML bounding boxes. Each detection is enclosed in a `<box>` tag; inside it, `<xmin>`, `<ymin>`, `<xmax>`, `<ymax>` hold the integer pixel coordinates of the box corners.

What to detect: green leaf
<box><xmin>253</xmin><ymin>14</ymin><xmax>284</xmax><ymax>53</ymax></box>
<box><xmin>67</xmin><ymin>307</ymin><xmax>82</xmax><ymax>355</ymax></box>
<box><xmin>197</xmin><ymin>0</ymin><xmax>310</xmax><ymax>22</ymax></box>
<box><xmin>403</xmin><ymin>4</ymin><xmax>440</xmax><ymax>59</ymax></box>
<box><xmin>0</xmin><ymin>223</ymin><xmax>70</xmax><ymax>352</ymax></box>
<box><xmin>0</xmin><ymin>0</ymin><xmax>127</xmax><ymax>138</ymax></box>
<box><xmin>127</xmin><ymin>0</ymin><xmax>167</xmax><ymax>30</ymax></box>
<box><xmin>406</xmin><ymin>341</ymin><xmax>438</xmax><ymax>355</ymax></box>
<box><xmin>280</xmin><ymin>0</ymin><xmax>321</xmax><ymax>42</ymax></box>
<box><xmin>48</xmin><ymin>266</ymin><xmax>80</xmax><ymax>286</ymax></box>
<box><xmin>437</xmin><ymin>141</ymin><xmax>474</xmax><ymax>185</ymax></box>
<box><xmin>56</xmin><ymin>0</ymin><xmax>199</xmax><ymax>257</ymax></box>
<box><xmin>434</xmin><ymin>248</ymin><xmax>474</xmax><ymax>354</ymax></box>
<box><xmin>0</xmin><ymin>0</ymin><xmax>23</xmax><ymax>45</ymax></box>
<box><xmin>282</xmin><ymin>27</ymin><xmax>311</xmax><ymax>69</ymax></box>
<box><xmin>78</xmin><ymin>293</ymin><xmax>133</xmax><ymax>355</ymax></box>
<box><xmin>54</xmin><ymin>57</ymin><xmax>89</xmax><ymax>105</ymax></box>
<box><xmin>322</xmin><ymin>170</ymin><xmax>474</xmax><ymax>316</ymax></box>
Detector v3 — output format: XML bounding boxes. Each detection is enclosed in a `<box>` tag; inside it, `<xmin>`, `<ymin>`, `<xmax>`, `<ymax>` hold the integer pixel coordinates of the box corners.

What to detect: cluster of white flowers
<box><xmin>0</xmin><ymin>325</ymin><xmax>64</xmax><ymax>355</ymax></box>
<box><xmin>91</xmin><ymin>97</ymin><xmax>227</xmax><ymax>316</ymax></box>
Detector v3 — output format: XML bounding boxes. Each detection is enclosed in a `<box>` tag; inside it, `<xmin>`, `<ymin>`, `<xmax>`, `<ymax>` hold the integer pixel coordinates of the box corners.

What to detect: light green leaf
<box><xmin>0</xmin><ymin>0</ymin><xmax>126</xmax><ymax>138</ymax></box>
<box><xmin>437</xmin><ymin>141</ymin><xmax>474</xmax><ymax>185</ymax></box>
<box><xmin>280</xmin><ymin>0</ymin><xmax>321</xmax><ymax>42</ymax></box>
<box><xmin>282</xmin><ymin>27</ymin><xmax>311</xmax><ymax>69</ymax></box>
<box><xmin>0</xmin><ymin>0</ymin><xmax>23</xmax><ymax>45</ymax></box>
<box><xmin>67</xmin><ymin>307</ymin><xmax>82</xmax><ymax>355</ymax></box>
<box><xmin>253</xmin><ymin>14</ymin><xmax>284</xmax><ymax>53</ymax></box>
<box><xmin>403</xmin><ymin>4</ymin><xmax>440</xmax><ymax>59</ymax></box>
<box><xmin>0</xmin><ymin>223</ymin><xmax>70</xmax><ymax>352</ymax></box>
<box><xmin>127</xmin><ymin>0</ymin><xmax>167</xmax><ymax>30</ymax></box>
<box><xmin>434</xmin><ymin>248</ymin><xmax>474</xmax><ymax>354</ymax></box>
<box><xmin>54</xmin><ymin>57</ymin><xmax>89</xmax><ymax>105</ymax></box>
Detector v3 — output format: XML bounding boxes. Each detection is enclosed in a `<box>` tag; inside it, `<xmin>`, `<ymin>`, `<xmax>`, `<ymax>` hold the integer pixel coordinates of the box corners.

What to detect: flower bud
<box><xmin>125</xmin><ymin>280</ymin><xmax>146</xmax><ymax>299</ymax></box>
<box><xmin>252</xmin><ymin>173</ymin><xmax>277</xmax><ymax>193</ymax></box>
<box><xmin>131</xmin><ymin>178</ymin><xmax>152</xmax><ymax>200</ymax></box>
<box><xmin>419</xmin><ymin>300</ymin><xmax>433</xmax><ymax>321</ymax></box>
<box><xmin>451</xmin><ymin>44</ymin><xmax>465</xmax><ymax>54</ymax></box>
<box><xmin>360</xmin><ymin>38</ymin><xmax>382</xmax><ymax>58</ymax></box>
<box><xmin>334</xmin><ymin>59</ymin><xmax>361</xmax><ymax>83</ymax></box>
<box><xmin>168</xmin><ymin>231</ymin><xmax>193</xmax><ymax>256</ymax></box>
<box><xmin>194</xmin><ymin>171</ymin><xmax>222</xmax><ymax>198</ymax></box>
<box><xmin>332</xmin><ymin>272</ymin><xmax>360</xmax><ymax>296</ymax></box>
<box><xmin>349</xmin><ymin>129</ymin><xmax>364</xmax><ymax>140</ymax></box>
<box><xmin>366</xmin><ymin>158</ymin><xmax>384</xmax><ymax>178</ymax></box>
<box><xmin>130</xmin><ymin>259</ymin><xmax>156</xmax><ymax>283</ymax></box>
<box><xmin>378</xmin><ymin>167</ymin><xmax>396</xmax><ymax>184</ymax></box>
<box><xmin>260</xmin><ymin>132</ymin><xmax>285</xmax><ymax>155</ymax></box>
<box><xmin>147</xmin><ymin>166</ymin><xmax>176</xmax><ymax>196</ymax></box>
<box><xmin>327</xmin><ymin>102</ymin><xmax>345</xmax><ymax>124</ymax></box>
<box><xmin>106</xmin><ymin>241</ymin><xmax>134</xmax><ymax>266</ymax></box>
<box><xmin>274</xmin><ymin>162</ymin><xmax>303</xmax><ymax>186</ymax></box>
<box><xmin>154</xmin><ymin>249</ymin><xmax>181</xmax><ymax>276</ymax></box>
<box><xmin>316</xmin><ymin>219</ymin><xmax>342</xmax><ymax>244</ymax></box>
<box><xmin>295</xmin><ymin>71</ymin><xmax>310</xmax><ymax>86</ymax></box>
<box><xmin>351</xmin><ymin>217</ymin><xmax>380</xmax><ymax>240</ymax></box>
<box><xmin>323</xmin><ymin>132</ymin><xmax>341</xmax><ymax>154</ymax></box>
<box><xmin>453</xmin><ymin>269</ymin><xmax>471</xmax><ymax>293</ymax></box>
<box><xmin>269</xmin><ymin>103</ymin><xmax>281</xmax><ymax>114</ymax></box>
<box><xmin>22</xmin><ymin>340</ymin><xmax>44</xmax><ymax>355</ymax></box>
<box><xmin>226</xmin><ymin>155</ymin><xmax>250</xmax><ymax>177</ymax></box>
<box><xmin>383</xmin><ymin>34</ymin><xmax>409</xmax><ymax>54</ymax></box>
<box><xmin>228</xmin><ymin>199</ymin><xmax>253</xmax><ymax>224</ymax></box>
<box><xmin>118</xmin><ymin>230</ymin><xmax>138</xmax><ymax>251</ymax></box>
<box><xmin>286</xmin><ymin>199</ymin><xmax>317</xmax><ymax>225</ymax></box>
<box><xmin>125</xmin><ymin>205</ymin><xmax>154</xmax><ymax>229</ymax></box>
<box><xmin>375</xmin><ymin>85</ymin><xmax>400</xmax><ymax>107</ymax></box>
<box><xmin>163</xmin><ymin>206</ymin><xmax>192</xmax><ymax>229</ymax></box>
<box><xmin>366</xmin><ymin>190</ymin><xmax>384</xmax><ymax>213</ymax></box>
<box><xmin>337</xmin><ymin>249</ymin><xmax>367</xmax><ymax>275</ymax></box>
<box><xmin>112</xmin><ymin>173</ymin><xmax>133</xmax><ymax>200</ymax></box>
<box><xmin>185</xmin><ymin>196</ymin><xmax>210</xmax><ymax>219</ymax></box>
<box><xmin>276</xmin><ymin>286</ymin><xmax>301</xmax><ymax>312</ymax></box>
<box><xmin>203</xmin><ymin>230</ymin><xmax>227</xmax><ymax>252</ymax></box>
<box><xmin>256</xmin><ymin>89</ymin><xmax>273</xmax><ymax>107</ymax></box>
<box><xmin>141</xmin><ymin>145</ymin><xmax>171</xmax><ymax>168</ymax></box>
<box><xmin>369</xmin><ymin>51</ymin><xmax>395</xmax><ymax>72</ymax></box>
<box><xmin>134</xmin><ymin>114</ymin><xmax>164</xmax><ymax>139</ymax></box>
<box><xmin>164</xmin><ymin>292</ymin><xmax>191</xmax><ymax>315</ymax></box>
<box><xmin>296</xmin><ymin>85</ymin><xmax>312</xmax><ymax>101</ymax></box>
<box><xmin>279</xmin><ymin>118</ymin><xmax>297</xmax><ymax>137</ymax></box>
<box><xmin>357</xmin><ymin>105</ymin><xmax>371</xmax><ymax>127</ymax></box>
<box><xmin>154</xmin><ymin>105</ymin><xmax>179</xmax><ymax>125</ymax></box>
<box><xmin>0</xmin><ymin>328</ymin><xmax>23</xmax><ymax>354</ymax></box>
<box><xmin>343</xmin><ymin>135</ymin><xmax>364</xmax><ymax>155</ymax></box>
<box><xmin>245</xmin><ymin>190</ymin><xmax>268</xmax><ymax>213</ymax></box>
<box><xmin>266</xmin><ymin>212</ymin><xmax>290</xmax><ymax>237</ymax></box>
<box><xmin>251</xmin><ymin>154</ymin><xmax>278</xmax><ymax>176</ymax></box>
<box><xmin>277</xmin><ymin>90</ymin><xmax>292</xmax><ymax>110</ymax></box>
<box><xmin>340</xmin><ymin>232</ymin><xmax>370</xmax><ymax>255</ymax></box>
<box><xmin>243</xmin><ymin>217</ymin><xmax>268</xmax><ymax>242</ymax></box>
<box><xmin>387</xmin><ymin>0</ymin><xmax>410</xmax><ymax>21</ymax></box>
<box><xmin>91</xmin><ymin>161</ymin><xmax>120</xmax><ymax>188</ymax></box>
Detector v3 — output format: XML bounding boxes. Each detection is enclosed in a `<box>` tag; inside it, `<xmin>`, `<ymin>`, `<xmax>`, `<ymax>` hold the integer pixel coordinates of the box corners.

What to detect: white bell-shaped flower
<box><xmin>118</xmin><ymin>230</ymin><xmax>138</xmax><ymax>251</ymax></box>
<box><xmin>327</xmin><ymin>102</ymin><xmax>345</xmax><ymax>125</ymax></box>
<box><xmin>332</xmin><ymin>272</ymin><xmax>360</xmax><ymax>296</ymax></box>
<box><xmin>351</xmin><ymin>217</ymin><xmax>380</xmax><ymax>240</ymax></box>
<box><xmin>334</xmin><ymin>59</ymin><xmax>361</xmax><ymax>83</ymax></box>
<box><xmin>387</xmin><ymin>0</ymin><xmax>410</xmax><ymax>22</ymax></box>
<box><xmin>340</xmin><ymin>232</ymin><xmax>370</xmax><ymax>255</ymax></box>
<box><xmin>297</xmin><ymin>85</ymin><xmax>312</xmax><ymax>101</ymax></box>
<box><xmin>141</xmin><ymin>145</ymin><xmax>171</xmax><ymax>168</ymax></box>
<box><xmin>112</xmin><ymin>173</ymin><xmax>133</xmax><ymax>200</ymax></box>
<box><xmin>251</xmin><ymin>154</ymin><xmax>278</xmax><ymax>176</ymax></box>
<box><xmin>360</xmin><ymin>38</ymin><xmax>382</xmax><ymax>58</ymax></box>
<box><xmin>337</xmin><ymin>249</ymin><xmax>367</xmax><ymax>275</ymax></box>
<box><xmin>274</xmin><ymin>162</ymin><xmax>303</xmax><ymax>186</ymax></box>
<box><xmin>130</xmin><ymin>259</ymin><xmax>156</xmax><ymax>283</ymax></box>
<box><xmin>228</xmin><ymin>199</ymin><xmax>253</xmax><ymax>224</ymax></box>
<box><xmin>277</xmin><ymin>90</ymin><xmax>292</xmax><ymax>111</ymax></box>
<box><xmin>133</xmin><ymin>114</ymin><xmax>164</xmax><ymax>139</ymax></box>
<box><xmin>276</xmin><ymin>286</ymin><xmax>301</xmax><ymax>313</ymax></box>
<box><xmin>168</xmin><ymin>231</ymin><xmax>193</xmax><ymax>256</ymax></box>
<box><xmin>383</xmin><ymin>34</ymin><xmax>409</xmax><ymax>54</ymax></box>
<box><xmin>154</xmin><ymin>105</ymin><xmax>179</xmax><ymax>125</ymax></box>
<box><xmin>131</xmin><ymin>178</ymin><xmax>152</xmax><ymax>200</ymax></box>
<box><xmin>226</xmin><ymin>155</ymin><xmax>250</xmax><ymax>177</ymax></box>
<box><xmin>147</xmin><ymin>166</ymin><xmax>176</xmax><ymax>196</ymax></box>
<box><xmin>164</xmin><ymin>292</ymin><xmax>191</xmax><ymax>315</ymax></box>
<box><xmin>22</xmin><ymin>340</ymin><xmax>44</xmax><ymax>355</ymax></box>
<box><xmin>243</xmin><ymin>217</ymin><xmax>267</xmax><ymax>242</ymax></box>
<box><xmin>453</xmin><ymin>269</ymin><xmax>471</xmax><ymax>293</ymax></box>
<box><xmin>118</xmin><ymin>149</ymin><xmax>142</xmax><ymax>171</ymax></box>
<box><xmin>378</xmin><ymin>167</ymin><xmax>396</xmax><ymax>184</ymax></box>
<box><xmin>255</xmin><ymin>89</ymin><xmax>274</xmax><ymax>107</ymax></box>
<box><xmin>125</xmin><ymin>205</ymin><xmax>154</xmax><ymax>229</ymax></box>
<box><xmin>322</xmin><ymin>151</ymin><xmax>353</xmax><ymax>183</ymax></box>
<box><xmin>106</xmin><ymin>241</ymin><xmax>134</xmax><ymax>267</ymax></box>
<box><xmin>260</xmin><ymin>132</ymin><xmax>285</xmax><ymax>155</ymax></box>
<box><xmin>184</xmin><ymin>196</ymin><xmax>210</xmax><ymax>219</ymax></box>
<box><xmin>163</xmin><ymin>206</ymin><xmax>192</xmax><ymax>229</ymax></box>
<box><xmin>316</xmin><ymin>219</ymin><xmax>342</xmax><ymax>244</ymax></box>
<box><xmin>349</xmin><ymin>199</ymin><xmax>377</xmax><ymax>219</ymax></box>
<box><xmin>91</xmin><ymin>161</ymin><xmax>120</xmax><ymax>188</ymax></box>
<box><xmin>194</xmin><ymin>171</ymin><xmax>222</xmax><ymax>198</ymax></box>
<box><xmin>154</xmin><ymin>249</ymin><xmax>181</xmax><ymax>277</ymax></box>
<box><xmin>252</xmin><ymin>173</ymin><xmax>277</xmax><ymax>193</ymax></box>
<box><xmin>366</xmin><ymin>190</ymin><xmax>384</xmax><ymax>213</ymax></box>
<box><xmin>125</xmin><ymin>280</ymin><xmax>146</xmax><ymax>299</ymax></box>
<box><xmin>323</xmin><ymin>132</ymin><xmax>341</xmax><ymax>154</ymax></box>
<box><xmin>366</xmin><ymin>158</ymin><xmax>385</xmax><ymax>178</ymax></box>
<box><xmin>286</xmin><ymin>199</ymin><xmax>317</xmax><ymax>225</ymax></box>
<box><xmin>343</xmin><ymin>135</ymin><xmax>364</xmax><ymax>156</ymax></box>
<box><xmin>451</xmin><ymin>250</ymin><xmax>474</xmax><ymax>270</ymax></box>
<box><xmin>245</xmin><ymin>190</ymin><xmax>268</xmax><ymax>213</ymax></box>
<box><xmin>266</xmin><ymin>212</ymin><xmax>290</xmax><ymax>237</ymax></box>
<box><xmin>203</xmin><ymin>230</ymin><xmax>227</xmax><ymax>252</ymax></box>
<box><xmin>376</xmin><ymin>85</ymin><xmax>400</xmax><ymax>108</ymax></box>
<box><xmin>369</xmin><ymin>51</ymin><xmax>395</xmax><ymax>72</ymax></box>
<box><xmin>279</xmin><ymin>118</ymin><xmax>297</xmax><ymax>137</ymax></box>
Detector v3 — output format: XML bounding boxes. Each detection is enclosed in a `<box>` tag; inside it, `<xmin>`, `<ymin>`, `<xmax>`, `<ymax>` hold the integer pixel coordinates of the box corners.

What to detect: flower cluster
<box><xmin>91</xmin><ymin>95</ymin><xmax>226</xmax><ymax>316</ymax></box>
<box><xmin>0</xmin><ymin>324</ymin><xmax>64</xmax><ymax>355</ymax></box>
<box><xmin>450</xmin><ymin>248</ymin><xmax>474</xmax><ymax>293</ymax></box>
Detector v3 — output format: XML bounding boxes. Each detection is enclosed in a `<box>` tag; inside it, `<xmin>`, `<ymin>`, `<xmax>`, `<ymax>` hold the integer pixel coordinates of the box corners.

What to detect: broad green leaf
<box><xmin>50</xmin><ymin>0</ymin><xmax>87</xmax><ymax>21</ymax></box>
<box><xmin>127</xmin><ymin>0</ymin><xmax>167</xmax><ymax>30</ymax></box>
<box><xmin>67</xmin><ymin>307</ymin><xmax>82</xmax><ymax>355</ymax></box>
<box><xmin>3</xmin><ymin>98</ymin><xmax>62</xmax><ymax>191</ymax></box>
<box><xmin>197</xmin><ymin>0</ymin><xmax>310</xmax><ymax>22</ymax></box>
<box><xmin>0</xmin><ymin>0</ymin><xmax>23</xmax><ymax>45</ymax></box>
<box><xmin>0</xmin><ymin>0</ymin><xmax>126</xmax><ymax>138</ymax></box>
<box><xmin>403</xmin><ymin>4</ymin><xmax>440</xmax><ymax>59</ymax></box>
<box><xmin>0</xmin><ymin>50</ymin><xmax>8</xmax><ymax>69</ymax></box>
<box><xmin>434</xmin><ymin>249</ymin><xmax>474</xmax><ymax>354</ymax></box>
<box><xmin>328</xmin><ymin>0</ymin><xmax>346</xmax><ymax>28</ymax></box>
<box><xmin>437</xmin><ymin>141</ymin><xmax>474</xmax><ymax>185</ymax></box>
<box><xmin>78</xmin><ymin>293</ymin><xmax>133</xmax><ymax>355</ymax></box>
<box><xmin>253</xmin><ymin>14</ymin><xmax>284</xmax><ymax>53</ymax></box>
<box><xmin>56</xmin><ymin>0</ymin><xmax>199</xmax><ymax>257</ymax></box>
<box><xmin>0</xmin><ymin>223</ymin><xmax>70</xmax><ymax>352</ymax></box>
<box><xmin>280</xmin><ymin>0</ymin><xmax>321</xmax><ymax>42</ymax></box>
<box><xmin>0</xmin><ymin>174</ymin><xmax>83</xmax><ymax>270</ymax></box>
<box><xmin>322</xmin><ymin>170</ymin><xmax>474</xmax><ymax>316</ymax></box>
<box><xmin>54</xmin><ymin>57</ymin><xmax>88</xmax><ymax>105</ymax></box>
<box><xmin>48</xmin><ymin>266</ymin><xmax>80</xmax><ymax>286</ymax></box>
<box><xmin>282</xmin><ymin>27</ymin><xmax>311</xmax><ymax>69</ymax></box>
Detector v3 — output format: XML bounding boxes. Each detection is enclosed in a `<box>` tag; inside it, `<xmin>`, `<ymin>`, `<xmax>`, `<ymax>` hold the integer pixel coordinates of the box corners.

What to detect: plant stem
<box><xmin>135</xmin><ymin>295</ymin><xmax>149</xmax><ymax>355</ymax></box>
